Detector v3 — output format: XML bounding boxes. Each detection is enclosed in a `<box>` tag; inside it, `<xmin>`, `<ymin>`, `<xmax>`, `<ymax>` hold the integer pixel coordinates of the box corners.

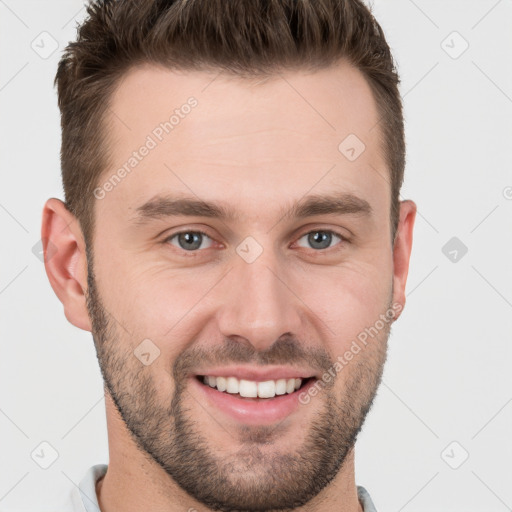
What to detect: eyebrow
<box><xmin>132</xmin><ymin>192</ymin><xmax>372</xmax><ymax>224</ymax></box>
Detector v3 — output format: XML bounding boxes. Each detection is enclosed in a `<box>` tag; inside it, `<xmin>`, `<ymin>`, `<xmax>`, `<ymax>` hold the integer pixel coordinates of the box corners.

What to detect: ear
<box><xmin>41</xmin><ymin>198</ymin><xmax>92</xmax><ymax>331</ymax></box>
<box><xmin>391</xmin><ymin>200</ymin><xmax>416</xmax><ymax>321</ymax></box>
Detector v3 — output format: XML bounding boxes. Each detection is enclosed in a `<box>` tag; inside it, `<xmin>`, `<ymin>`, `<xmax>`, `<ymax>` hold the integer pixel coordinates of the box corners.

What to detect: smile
<box><xmin>193</xmin><ymin>375</ymin><xmax>318</xmax><ymax>425</ymax></box>
<box><xmin>198</xmin><ymin>375</ymin><xmax>310</xmax><ymax>399</ymax></box>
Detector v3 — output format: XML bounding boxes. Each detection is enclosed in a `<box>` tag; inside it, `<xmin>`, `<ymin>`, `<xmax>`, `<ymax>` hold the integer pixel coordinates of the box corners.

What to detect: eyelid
<box><xmin>292</xmin><ymin>228</ymin><xmax>347</xmax><ymax>251</ymax></box>
<box><xmin>291</xmin><ymin>223</ymin><xmax>351</xmax><ymax>244</ymax></box>
<box><xmin>163</xmin><ymin>228</ymin><xmax>218</xmax><ymax>246</ymax></box>
<box><xmin>162</xmin><ymin>226</ymin><xmax>349</xmax><ymax>258</ymax></box>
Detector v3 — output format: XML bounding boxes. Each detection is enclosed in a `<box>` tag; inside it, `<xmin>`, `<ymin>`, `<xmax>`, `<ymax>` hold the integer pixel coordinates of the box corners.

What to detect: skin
<box><xmin>42</xmin><ymin>59</ymin><xmax>416</xmax><ymax>512</ymax></box>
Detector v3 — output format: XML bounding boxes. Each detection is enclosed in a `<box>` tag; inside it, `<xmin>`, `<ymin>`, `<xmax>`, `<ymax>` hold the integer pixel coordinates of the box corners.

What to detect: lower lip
<box><xmin>191</xmin><ymin>377</ymin><xmax>317</xmax><ymax>426</ymax></box>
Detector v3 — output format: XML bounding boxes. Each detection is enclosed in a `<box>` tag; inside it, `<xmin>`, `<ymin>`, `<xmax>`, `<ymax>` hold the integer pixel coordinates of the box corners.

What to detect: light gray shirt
<box><xmin>63</xmin><ymin>464</ymin><xmax>378</xmax><ymax>512</ymax></box>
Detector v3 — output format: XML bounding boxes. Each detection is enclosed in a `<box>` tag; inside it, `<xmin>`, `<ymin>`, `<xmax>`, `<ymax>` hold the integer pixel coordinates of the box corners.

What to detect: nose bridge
<box><xmin>215</xmin><ymin>242</ymin><xmax>302</xmax><ymax>351</ymax></box>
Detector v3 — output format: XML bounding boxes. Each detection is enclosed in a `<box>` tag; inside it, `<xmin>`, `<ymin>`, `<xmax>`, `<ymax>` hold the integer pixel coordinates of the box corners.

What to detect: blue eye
<box><xmin>296</xmin><ymin>230</ymin><xmax>344</xmax><ymax>250</ymax></box>
<box><xmin>166</xmin><ymin>231</ymin><xmax>214</xmax><ymax>251</ymax></box>
<box><xmin>164</xmin><ymin>229</ymin><xmax>345</xmax><ymax>255</ymax></box>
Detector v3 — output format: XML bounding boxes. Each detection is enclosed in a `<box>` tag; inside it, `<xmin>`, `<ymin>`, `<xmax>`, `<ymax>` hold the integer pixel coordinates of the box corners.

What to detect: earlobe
<box><xmin>41</xmin><ymin>198</ymin><xmax>92</xmax><ymax>332</ymax></box>
<box><xmin>391</xmin><ymin>200</ymin><xmax>417</xmax><ymax>320</ymax></box>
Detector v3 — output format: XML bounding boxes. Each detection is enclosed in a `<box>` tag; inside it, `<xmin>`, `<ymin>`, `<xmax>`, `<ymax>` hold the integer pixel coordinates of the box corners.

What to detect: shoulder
<box><xmin>357</xmin><ymin>485</ymin><xmax>378</xmax><ymax>512</ymax></box>
<box><xmin>56</xmin><ymin>464</ymin><xmax>108</xmax><ymax>512</ymax></box>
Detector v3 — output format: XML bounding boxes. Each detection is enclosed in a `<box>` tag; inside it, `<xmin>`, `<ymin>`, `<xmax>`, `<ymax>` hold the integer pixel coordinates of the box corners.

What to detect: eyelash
<box><xmin>163</xmin><ymin>228</ymin><xmax>347</xmax><ymax>256</ymax></box>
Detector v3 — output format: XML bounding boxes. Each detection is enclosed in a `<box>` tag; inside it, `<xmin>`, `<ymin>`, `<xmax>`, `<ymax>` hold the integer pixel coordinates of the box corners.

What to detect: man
<box><xmin>42</xmin><ymin>0</ymin><xmax>416</xmax><ymax>510</ymax></box>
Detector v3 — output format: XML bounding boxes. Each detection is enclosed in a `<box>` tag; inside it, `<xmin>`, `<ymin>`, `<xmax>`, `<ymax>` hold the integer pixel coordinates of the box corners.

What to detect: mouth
<box><xmin>192</xmin><ymin>374</ymin><xmax>318</xmax><ymax>425</ymax></box>
<box><xmin>195</xmin><ymin>375</ymin><xmax>316</xmax><ymax>401</ymax></box>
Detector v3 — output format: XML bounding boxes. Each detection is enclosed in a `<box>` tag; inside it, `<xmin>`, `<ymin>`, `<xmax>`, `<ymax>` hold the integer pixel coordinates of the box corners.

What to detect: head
<box><xmin>43</xmin><ymin>0</ymin><xmax>416</xmax><ymax>510</ymax></box>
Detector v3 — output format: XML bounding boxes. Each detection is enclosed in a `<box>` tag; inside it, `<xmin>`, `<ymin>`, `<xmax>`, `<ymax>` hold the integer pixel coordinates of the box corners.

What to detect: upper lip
<box><xmin>193</xmin><ymin>366</ymin><xmax>317</xmax><ymax>382</ymax></box>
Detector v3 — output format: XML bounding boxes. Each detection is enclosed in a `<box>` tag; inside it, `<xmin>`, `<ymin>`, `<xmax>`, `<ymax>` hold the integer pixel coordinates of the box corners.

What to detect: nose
<box><xmin>215</xmin><ymin>246</ymin><xmax>304</xmax><ymax>352</ymax></box>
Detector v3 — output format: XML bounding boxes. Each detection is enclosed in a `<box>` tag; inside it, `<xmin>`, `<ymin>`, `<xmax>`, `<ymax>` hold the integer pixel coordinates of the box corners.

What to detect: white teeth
<box><xmin>201</xmin><ymin>376</ymin><xmax>304</xmax><ymax>398</ymax></box>
<box><xmin>239</xmin><ymin>379</ymin><xmax>258</xmax><ymax>398</ymax></box>
<box><xmin>216</xmin><ymin>376</ymin><xmax>227</xmax><ymax>392</ymax></box>
<box><xmin>226</xmin><ymin>377</ymin><xmax>239</xmax><ymax>394</ymax></box>
<box><xmin>275</xmin><ymin>379</ymin><xmax>287</xmax><ymax>395</ymax></box>
<box><xmin>257</xmin><ymin>380</ymin><xmax>276</xmax><ymax>398</ymax></box>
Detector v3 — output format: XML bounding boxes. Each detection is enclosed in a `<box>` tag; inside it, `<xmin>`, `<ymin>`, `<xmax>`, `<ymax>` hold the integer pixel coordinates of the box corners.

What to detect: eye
<box><xmin>295</xmin><ymin>230</ymin><xmax>344</xmax><ymax>251</ymax></box>
<box><xmin>165</xmin><ymin>230</ymin><xmax>215</xmax><ymax>252</ymax></box>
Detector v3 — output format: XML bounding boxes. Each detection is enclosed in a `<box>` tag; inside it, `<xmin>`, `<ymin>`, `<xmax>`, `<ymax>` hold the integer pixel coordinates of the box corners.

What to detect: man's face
<box><xmin>87</xmin><ymin>61</ymin><xmax>402</xmax><ymax>510</ymax></box>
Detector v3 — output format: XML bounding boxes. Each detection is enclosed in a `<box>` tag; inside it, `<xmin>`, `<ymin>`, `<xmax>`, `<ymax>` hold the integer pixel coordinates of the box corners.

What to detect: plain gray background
<box><xmin>1</xmin><ymin>1</ymin><xmax>511</xmax><ymax>510</ymax></box>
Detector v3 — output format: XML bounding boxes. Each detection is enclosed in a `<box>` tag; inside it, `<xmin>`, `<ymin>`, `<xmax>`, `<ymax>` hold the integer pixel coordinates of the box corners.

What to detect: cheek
<box><xmin>308</xmin><ymin>268</ymin><xmax>392</xmax><ymax>394</ymax></box>
<box><xmin>300</xmin><ymin>260</ymin><xmax>393</xmax><ymax>348</ymax></box>
<box><xmin>97</xmin><ymin>260</ymin><xmax>219</xmax><ymax>353</ymax></box>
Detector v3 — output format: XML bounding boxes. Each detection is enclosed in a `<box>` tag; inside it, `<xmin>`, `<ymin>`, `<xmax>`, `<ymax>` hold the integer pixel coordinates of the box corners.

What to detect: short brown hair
<box><xmin>55</xmin><ymin>0</ymin><xmax>404</xmax><ymax>245</ymax></box>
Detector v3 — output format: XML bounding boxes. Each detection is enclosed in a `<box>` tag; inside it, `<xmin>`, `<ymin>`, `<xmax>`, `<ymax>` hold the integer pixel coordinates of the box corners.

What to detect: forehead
<box><xmin>99</xmin><ymin>61</ymin><xmax>388</xmax><ymax>220</ymax></box>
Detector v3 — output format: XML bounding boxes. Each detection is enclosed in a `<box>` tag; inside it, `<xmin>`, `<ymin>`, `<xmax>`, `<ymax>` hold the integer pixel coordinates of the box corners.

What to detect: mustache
<box><xmin>172</xmin><ymin>335</ymin><xmax>334</xmax><ymax>383</ymax></box>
